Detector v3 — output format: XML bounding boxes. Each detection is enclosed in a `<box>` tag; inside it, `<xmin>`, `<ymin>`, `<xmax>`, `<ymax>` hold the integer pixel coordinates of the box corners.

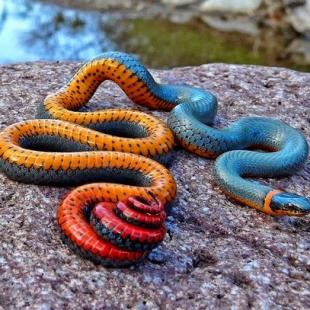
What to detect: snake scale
<box><xmin>0</xmin><ymin>52</ymin><xmax>309</xmax><ymax>266</ymax></box>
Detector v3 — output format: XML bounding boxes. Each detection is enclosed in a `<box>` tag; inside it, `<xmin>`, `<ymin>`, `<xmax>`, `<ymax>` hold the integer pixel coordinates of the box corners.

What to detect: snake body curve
<box><xmin>0</xmin><ymin>52</ymin><xmax>309</xmax><ymax>266</ymax></box>
<box><xmin>0</xmin><ymin>52</ymin><xmax>178</xmax><ymax>267</ymax></box>
<box><xmin>166</xmin><ymin>87</ymin><xmax>310</xmax><ymax>216</ymax></box>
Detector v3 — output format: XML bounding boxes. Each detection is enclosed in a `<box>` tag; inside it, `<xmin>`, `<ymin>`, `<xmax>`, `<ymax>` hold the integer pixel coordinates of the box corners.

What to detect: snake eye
<box><xmin>270</xmin><ymin>192</ymin><xmax>310</xmax><ymax>216</ymax></box>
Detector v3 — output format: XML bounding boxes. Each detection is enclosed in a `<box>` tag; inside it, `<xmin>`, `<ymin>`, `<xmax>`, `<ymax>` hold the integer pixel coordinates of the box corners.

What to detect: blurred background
<box><xmin>0</xmin><ymin>0</ymin><xmax>309</xmax><ymax>71</ymax></box>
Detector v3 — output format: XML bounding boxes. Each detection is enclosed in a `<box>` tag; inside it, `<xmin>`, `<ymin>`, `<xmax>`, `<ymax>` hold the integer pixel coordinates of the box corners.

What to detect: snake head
<box><xmin>270</xmin><ymin>192</ymin><xmax>310</xmax><ymax>216</ymax></box>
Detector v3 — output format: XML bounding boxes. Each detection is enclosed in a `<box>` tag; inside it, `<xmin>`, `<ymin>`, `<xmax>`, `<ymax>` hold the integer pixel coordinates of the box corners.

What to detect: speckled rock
<box><xmin>0</xmin><ymin>61</ymin><xmax>309</xmax><ymax>309</ymax></box>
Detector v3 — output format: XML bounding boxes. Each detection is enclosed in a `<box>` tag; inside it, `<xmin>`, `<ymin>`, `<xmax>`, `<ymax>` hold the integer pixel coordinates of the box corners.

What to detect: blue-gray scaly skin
<box><xmin>164</xmin><ymin>80</ymin><xmax>310</xmax><ymax>215</ymax></box>
<box><xmin>213</xmin><ymin>117</ymin><xmax>309</xmax><ymax>213</ymax></box>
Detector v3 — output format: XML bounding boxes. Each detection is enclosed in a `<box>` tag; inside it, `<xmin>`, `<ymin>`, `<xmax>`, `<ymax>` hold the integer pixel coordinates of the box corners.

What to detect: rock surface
<box><xmin>286</xmin><ymin>0</ymin><xmax>310</xmax><ymax>34</ymax></box>
<box><xmin>199</xmin><ymin>0</ymin><xmax>262</xmax><ymax>14</ymax></box>
<box><xmin>0</xmin><ymin>61</ymin><xmax>309</xmax><ymax>309</ymax></box>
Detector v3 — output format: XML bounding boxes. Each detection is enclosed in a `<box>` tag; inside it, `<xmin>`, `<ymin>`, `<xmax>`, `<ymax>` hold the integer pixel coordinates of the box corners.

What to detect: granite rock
<box><xmin>286</xmin><ymin>0</ymin><xmax>310</xmax><ymax>34</ymax></box>
<box><xmin>0</xmin><ymin>61</ymin><xmax>309</xmax><ymax>309</ymax></box>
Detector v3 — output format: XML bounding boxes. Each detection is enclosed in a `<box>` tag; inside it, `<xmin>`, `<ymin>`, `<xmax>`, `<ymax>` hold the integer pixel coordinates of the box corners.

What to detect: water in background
<box><xmin>0</xmin><ymin>0</ymin><xmax>118</xmax><ymax>62</ymax></box>
<box><xmin>0</xmin><ymin>0</ymin><xmax>309</xmax><ymax>71</ymax></box>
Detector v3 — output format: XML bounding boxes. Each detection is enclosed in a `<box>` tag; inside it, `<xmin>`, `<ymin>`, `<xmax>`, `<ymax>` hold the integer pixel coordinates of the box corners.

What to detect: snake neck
<box><xmin>214</xmin><ymin>117</ymin><xmax>309</xmax><ymax>213</ymax></box>
<box><xmin>214</xmin><ymin>151</ymin><xmax>273</xmax><ymax>211</ymax></box>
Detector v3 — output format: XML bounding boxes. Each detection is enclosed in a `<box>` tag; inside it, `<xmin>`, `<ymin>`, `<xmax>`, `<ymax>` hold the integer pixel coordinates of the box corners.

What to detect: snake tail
<box><xmin>58</xmin><ymin>190</ymin><xmax>166</xmax><ymax>267</ymax></box>
<box><xmin>0</xmin><ymin>52</ymin><xmax>181</xmax><ymax>266</ymax></box>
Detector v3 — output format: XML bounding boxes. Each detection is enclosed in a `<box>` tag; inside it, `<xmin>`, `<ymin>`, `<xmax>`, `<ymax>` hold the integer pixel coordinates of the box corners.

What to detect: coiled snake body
<box><xmin>167</xmin><ymin>86</ymin><xmax>310</xmax><ymax>216</ymax></box>
<box><xmin>0</xmin><ymin>52</ymin><xmax>309</xmax><ymax>266</ymax></box>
